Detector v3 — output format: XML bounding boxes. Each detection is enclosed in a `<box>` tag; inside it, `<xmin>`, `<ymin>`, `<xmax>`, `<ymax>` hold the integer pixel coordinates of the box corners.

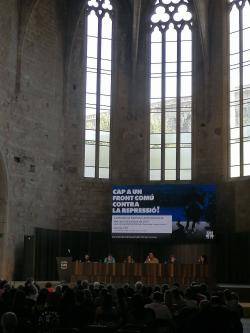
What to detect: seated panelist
<box><xmin>124</xmin><ymin>255</ymin><xmax>135</xmax><ymax>264</ymax></box>
<box><xmin>82</xmin><ymin>254</ymin><xmax>91</xmax><ymax>263</ymax></box>
<box><xmin>169</xmin><ymin>254</ymin><xmax>176</xmax><ymax>264</ymax></box>
<box><xmin>104</xmin><ymin>253</ymin><xmax>116</xmax><ymax>264</ymax></box>
<box><xmin>145</xmin><ymin>252</ymin><xmax>159</xmax><ymax>264</ymax></box>
<box><xmin>198</xmin><ymin>254</ymin><xmax>208</xmax><ymax>265</ymax></box>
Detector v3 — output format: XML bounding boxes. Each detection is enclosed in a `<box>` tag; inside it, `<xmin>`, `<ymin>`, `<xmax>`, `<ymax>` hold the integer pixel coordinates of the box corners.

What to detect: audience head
<box><xmin>210</xmin><ymin>292</ymin><xmax>225</xmax><ymax>306</ymax></box>
<box><xmin>36</xmin><ymin>288</ymin><xmax>48</xmax><ymax>305</ymax></box>
<box><xmin>85</xmin><ymin>254</ymin><xmax>90</xmax><ymax>261</ymax></box>
<box><xmin>148</xmin><ymin>252</ymin><xmax>155</xmax><ymax>260</ymax></box>
<box><xmin>172</xmin><ymin>282</ymin><xmax>180</xmax><ymax>288</ymax></box>
<box><xmin>45</xmin><ymin>282</ymin><xmax>54</xmax><ymax>293</ymax></box>
<box><xmin>1</xmin><ymin>312</ymin><xmax>18</xmax><ymax>333</ymax></box>
<box><xmin>0</xmin><ymin>280</ymin><xmax>8</xmax><ymax>289</ymax></box>
<box><xmin>154</xmin><ymin>285</ymin><xmax>160</xmax><ymax>292</ymax></box>
<box><xmin>82</xmin><ymin>280</ymin><xmax>89</xmax><ymax>289</ymax></box>
<box><xmin>93</xmin><ymin>281</ymin><xmax>100</xmax><ymax>290</ymax></box>
<box><xmin>0</xmin><ymin>275</ymin><xmax>243</xmax><ymax>332</ymax></box>
<box><xmin>162</xmin><ymin>284</ymin><xmax>169</xmax><ymax>293</ymax></box>
<box><xmin>169</xmin><ymin>254</ymin><xmax>176</xmax><ymax>263</ymax></box>
<box><xmin>199</xmin><ymin>254</ymin><xmax>208</xmax><ymax>264</ymax></box>
<box><xmin>127</xmin><ymin>255</ymin><xmax>134</xmax><ymax>263</ymax></box>
<box><xmin>135</xmin><ymin>281</ymin><xmax>143</xmax><ymax>292</ymax></box>
<box><xmin>152</xmin><ymin>291</ymin><xmax>163</xmax><ymax>303</ymax></box>
<box><xmin>117</xmin><ymin>287</ymin><xmax>125</xmax><ymax>298</ymax></box>
<box><xmin>199</xmin><ymin>299</ymin><xmax>210</xmax><ymax>311</ymax></box>
<box><xmin>55</xmin><ymin>285</ymin><xmax>62</xmax><ymax>295</ymax></box>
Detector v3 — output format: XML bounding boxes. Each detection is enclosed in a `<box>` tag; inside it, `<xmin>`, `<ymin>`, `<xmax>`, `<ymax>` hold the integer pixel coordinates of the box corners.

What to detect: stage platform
<box><xmin>10</xmin><ymin>281</ymin><xmax>61</xmax><ymax>288</ymax></box>
<box><xmin>218</xmin><ymin>284</ymin><xmax>250</xmax><ymax>319</ymax></box>
<box><xmin>242</xmin><ymin>319</ymin><xmax>250</xmax><ymax>332</ymax></box>
<box><xmin>218</xmin><ymin>284</ymin><xmax>250</xmax><ymax>303</ymax></box>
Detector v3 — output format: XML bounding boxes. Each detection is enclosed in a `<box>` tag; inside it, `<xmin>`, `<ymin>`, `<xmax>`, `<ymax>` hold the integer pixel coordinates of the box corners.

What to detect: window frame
<box><xmin>82</xmin><ymin>0</ymin><xmax>115</xmax><ymax>180</ymax></box>
<box><xmin>148</xmin><ymin>0</ymin><xmax>194</xmax><ymax>183</ymax></box>
<box><xmin>228</xmin><ymin>0</ymin><xmax>250</xmax><ymax>179</ymax></box>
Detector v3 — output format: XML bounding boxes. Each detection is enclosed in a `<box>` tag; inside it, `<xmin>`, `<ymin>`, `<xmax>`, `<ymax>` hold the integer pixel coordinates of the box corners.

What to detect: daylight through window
<box><xmin>229</xmin><ymin>0</ymin><xmax>250</xmax><ymax>178</ymax></box>
<box><xmin>83</xmin><ymin>0</ymin><xmax>113</xmax><ymax>179</ymax></box>
<box><xmin>149</xmin><ymin>0</ymin><xmax>193</xmax><ymax>181</ymax></box>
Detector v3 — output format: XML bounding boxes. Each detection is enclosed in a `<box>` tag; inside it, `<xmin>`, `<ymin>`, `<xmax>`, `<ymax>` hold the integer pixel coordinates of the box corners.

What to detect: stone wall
<box><xmin>62</xmin><ymin>1</ymin><xmax>133</xmax><ymax>232</ymax></box>
<box><xmin>0</xmin><ymin>0</ymin><xmax>250</xmax><ymax>279</ymax></box>
<box><xmin>0</xmin><ymin>0</ymin><xmax>65</xmax><ymax>279</ymax></box>
<box><xmin>63</xmin><ymin>0</ymin><xmax>250</xmax><ymax>236</ymax></box>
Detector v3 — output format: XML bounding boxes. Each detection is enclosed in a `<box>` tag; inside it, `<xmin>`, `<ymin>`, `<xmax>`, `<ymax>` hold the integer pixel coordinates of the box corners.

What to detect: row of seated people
<box><xmin>72</xmin><ymin>253</ymin><xmax>208</xmax><ymax>265</ymax></box>
<box><xmin>0</xmin><ymin>277</ymin><xmax>242</xmax><ymax>333</ymax></box>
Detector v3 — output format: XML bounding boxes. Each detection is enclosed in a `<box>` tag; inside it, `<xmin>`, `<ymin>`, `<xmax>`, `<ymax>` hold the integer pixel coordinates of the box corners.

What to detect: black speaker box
<box><xmin>23</xmin><ymin>235</ymin><xmax>35</xmax><ymax>280</ymax></box>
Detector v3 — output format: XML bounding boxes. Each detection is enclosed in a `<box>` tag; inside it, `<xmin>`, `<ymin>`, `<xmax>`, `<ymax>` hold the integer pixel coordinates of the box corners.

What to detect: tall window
<box><xmin>83</xmin><ymin>0</ymin><xmax>113</xmax><ymax>179</ymax></box>
<box><xmin>229</xmin><ymin>0</ymin><xmax>250</xmax><ymax>178</ymax></box>
<box><xmin>149</xmin><ymin>0</ymin><xmax>193</xmax><ymax>181</ymax></box>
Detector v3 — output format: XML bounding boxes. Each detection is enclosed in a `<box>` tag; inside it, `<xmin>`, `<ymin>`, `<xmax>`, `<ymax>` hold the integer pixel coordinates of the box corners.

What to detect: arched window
<box><xmin>149</xmin><ymin>0</ymin><xmax>193</xmax><ymax>181</ymax></box>
<box><xmin>83</xmin><ymin>0</ymin><xmax>113</xmax><ymax>179</ymax></box>
<box><xmin>229</xmin><ymin>0</ymin><xmax>250</xmax><ymax>178</ymax></box>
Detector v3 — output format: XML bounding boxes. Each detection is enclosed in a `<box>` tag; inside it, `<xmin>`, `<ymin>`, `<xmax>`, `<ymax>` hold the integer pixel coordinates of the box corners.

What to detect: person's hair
<box><xmin>0</xmin><ymin>280</ymin><xmax>8</xmax><ymax>289</ymax></box>
<box><xmin>135</xmin><ymin>281</ymin><xmax>143</xmax><ymax>290</ymax></box>
<box><xmin>1</xmin><ymin>312</ymin><xmax>18</xmax><ymax>333</ymax></box>
<box><xmin>83</xmin><ymin>288</ymin><xmax>93</xmax><ymax>302</ymax></box>
<box><xmin>45</xmin><ymin>282</ymin><xmax>52</xmax><ymax>288</ymax></box>
<box><xmin>82</xmin><ymin>280</ymin><xmax>89</xmax><ymax>289</ymax></box>
<box><xmin>93</xmin><ymin>281</ymin><xmax>100</xmax><ymax>289</ymax></box>
<box><xmin>172</xmin><ymin>282</ymin><xmax>180</xmax><ymax>288</ymax></box>
<box><xmin>162</xmin><ymin>284</ymin><xmax>169</xmax><ymax>293</ymax></box>
<box><xmin>36</xmin><ymin>288</ymin><xmax>48</xmax><ymax>305</ymax></box>
<box><xmin>152</xmin><ymin>291</ymin><xmax>163</xmax><ymax>302</ymax></box>
<box><xmin>12</xmin><ymin>289</ymin><xmax>26</xmax><ymax>308</ymax></box>
<box><xmin>199</xmin><ymin>299</ymin><xmax>210</xmax><ymax>310</ymax></box>
<box><xmin>200</xmin><ymin>254</ymin><xmax>208</xmax><ymax>263</ymax></box>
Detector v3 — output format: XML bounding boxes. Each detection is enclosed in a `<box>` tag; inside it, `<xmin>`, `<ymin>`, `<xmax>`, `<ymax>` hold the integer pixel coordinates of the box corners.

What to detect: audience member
<box><xmin>0</xmin><ymin>278</ymin><xmax>244</xmax><ymax>333</ymax></box>
<box><xmin>144</xmin><ymin>291</ymin><xmax>172</xmax><ymax>320</ymax></box>
<box><xmin>1</xmin><ymin>312</ymin><xmax>18</xmax><ymax>333</ymax></box>
<box><xmin>104</xmin><ymin>254</ymin><xmax>116</xmax><ymax>264</ymax></box>
<box><xmin>144</xmin><ymin>252</ymin><xmax>159</xmax><ymax>264</ymax></box>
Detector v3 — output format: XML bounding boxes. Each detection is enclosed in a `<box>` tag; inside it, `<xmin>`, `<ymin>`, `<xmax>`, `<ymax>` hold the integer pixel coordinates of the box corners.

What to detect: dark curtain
<box><xmin>35</xmin><ymin>228</ymin><xmax>60</xmax><ymax>281</ymax></box>
<box><xmin>216</xmin><ymin>233</ymin><xmax>250</xmax><ymax>284</ymax></box>
<box><xmin>33</xmin><ymin>228</ymin><xmax>250</xmax><ymax>283</ymax></box>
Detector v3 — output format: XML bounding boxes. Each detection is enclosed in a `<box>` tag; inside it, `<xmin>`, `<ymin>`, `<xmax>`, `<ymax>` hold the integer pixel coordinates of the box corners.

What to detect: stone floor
<box><xmin>243</xmin><ymin>319</ymin><xmax>250</xmax><ymax>332</ymax></box>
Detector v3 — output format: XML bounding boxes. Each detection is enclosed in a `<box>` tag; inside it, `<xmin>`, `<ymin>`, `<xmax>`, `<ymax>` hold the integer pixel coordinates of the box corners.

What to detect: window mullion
<box><xmin>176</xmin><ymin>29</ymin><xmax>181</xmax><ymax>181</ymax></box>
<box><xmin>95</xmin><ymin>15</ymin><xmax>102</xmax><ymax>179</ymax></box>
<box><xmin>239</xmin><ymin>7</ymin><xmax>244</xmax><ymax>177</ymax></box>
<box><xmin>161</xmin><ymin>30</ymin><xmax>166</xmax><ymax>181</ymax></box>
<box><xmin>149</xmin><ymin>0</ymin><xmax>193</xmax><ymax>182</ymax></box>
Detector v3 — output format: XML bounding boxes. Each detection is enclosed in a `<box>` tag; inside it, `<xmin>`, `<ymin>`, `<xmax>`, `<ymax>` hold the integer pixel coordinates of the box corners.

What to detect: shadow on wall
<box><xmin>0</xmin><ymin>151</ymin><xmax>8</xmax><ymax>277</ymax></box>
